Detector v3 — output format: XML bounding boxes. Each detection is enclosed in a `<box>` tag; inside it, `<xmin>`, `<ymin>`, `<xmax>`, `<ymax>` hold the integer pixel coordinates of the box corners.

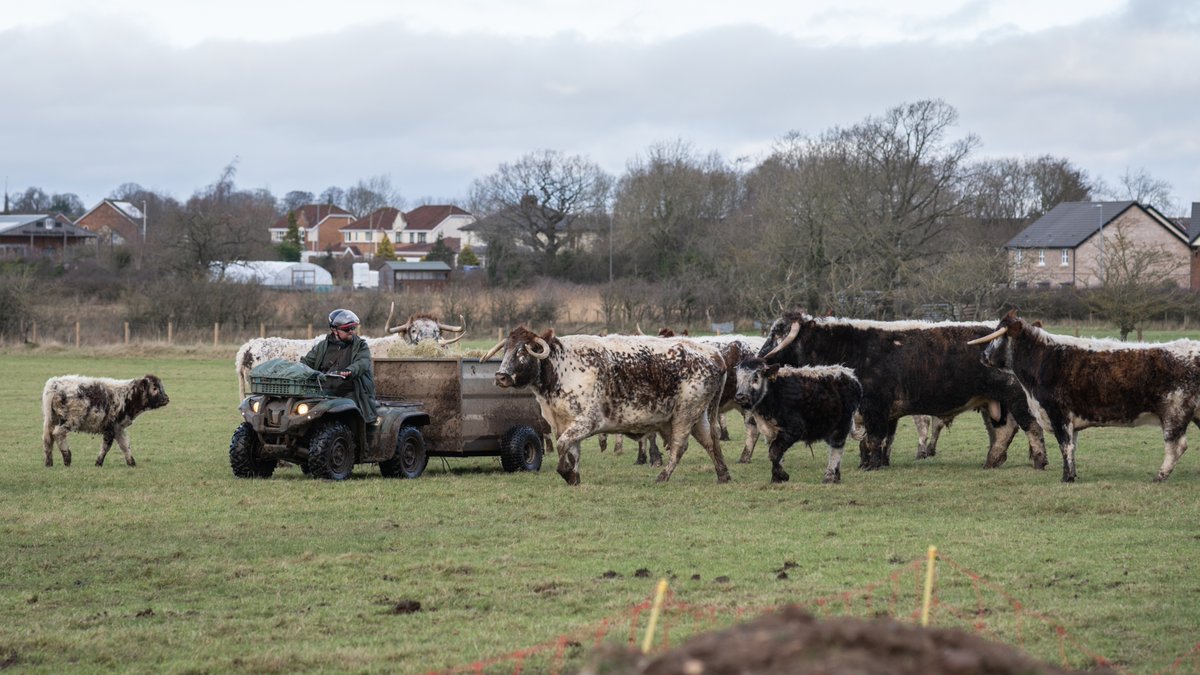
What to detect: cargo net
<box><xmin>249</xmin><ymin>358</ymin><xmax>330</xmax><ymax>396</ymax></box>
<box><xmin>427</xmin><ymin>552</ymin><xmax>1200</xmax><ymax>675</ymax></box>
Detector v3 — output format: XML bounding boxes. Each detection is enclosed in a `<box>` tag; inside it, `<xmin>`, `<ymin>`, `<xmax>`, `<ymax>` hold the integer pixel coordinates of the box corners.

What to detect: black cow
<box><xmin>759</xmin><ymin>312</ymin><xmax>1047</xmax><ymax>471</ymax></box>
<box><xmin>734</xmin><ymin>358</ymin><xmax>863</xmax><ymax>483</ymax></box>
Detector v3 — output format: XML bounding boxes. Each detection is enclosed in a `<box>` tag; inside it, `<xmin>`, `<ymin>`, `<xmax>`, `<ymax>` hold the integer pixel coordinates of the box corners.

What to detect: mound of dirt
<box><xmin>577</xmin><ymin>605</ymin><xmax>1116</xmax><ymax>675</ymax></box>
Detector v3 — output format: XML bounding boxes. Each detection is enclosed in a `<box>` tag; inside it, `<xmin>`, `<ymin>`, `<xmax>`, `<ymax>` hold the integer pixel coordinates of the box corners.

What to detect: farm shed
<box><xmin>375</xmin><ymin>261</ymin><xmax>451</xmax><ymax>293</ymax></box>
<box><xmin>215</xmin><ymin>261</ymin><xmax>333</xmax><ymax>290</ymax></box>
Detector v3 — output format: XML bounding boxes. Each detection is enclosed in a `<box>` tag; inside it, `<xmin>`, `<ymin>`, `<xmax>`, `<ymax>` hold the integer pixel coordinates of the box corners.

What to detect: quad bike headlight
<box><xmin>250</xmin><ymin>399</ymin><xmax>261</xmax><ymax>414</ymax></box>
<box><xmin>296</xmin><ymin>402</ymin><xmax>310</xmax><ymax>416</ymax></box>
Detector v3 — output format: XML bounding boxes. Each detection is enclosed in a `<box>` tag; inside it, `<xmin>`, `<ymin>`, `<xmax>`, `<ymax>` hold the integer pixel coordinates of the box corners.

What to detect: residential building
<box><xmin>1005</xmin><ymin>201</ymin><xmax>1191</xmax><ymax>289</ymax></box>
<box><xmin>268</xmin><ymin>205</ymin><xmax>355</xmax><ymax>253</ymax></box>
<box><xmin>0</xmin><ymin>213</ymin><xmax>96</xmax><ymax>259</ymax></box>
<box><xmin>75</xmin><ymin>200</ymin><xmax>145</xmax><ymax>244</ymax></box>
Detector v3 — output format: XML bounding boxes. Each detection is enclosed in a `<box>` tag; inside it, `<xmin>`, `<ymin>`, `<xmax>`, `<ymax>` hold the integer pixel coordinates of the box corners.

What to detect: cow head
<box><xmin>733</xmin><ymin>357</ymin><xmax>781</xmax><ymax>409</ymax></box>
<box><xmin>759</xmin><ymin>311</ymin><xmax>808</xmax><ymax>363</ymax></box>
<box><xmin>135</xmin><ymin>374</ymin><xmax>171</xmax><ymax>412</ymax></box>
<box><xmin>384</xmin><ymin>302</ymin><xmax>466</xmax><ymax>346</ymax></box>
<box><xmin>481</xmin><ymin>327</ymin><xmax>557</xmax><ymax>388</ymax></box>
<box><xmin>967</xmin><ymin>309</ymin><xmax>1027</xmax><ymax>370</ymax></box>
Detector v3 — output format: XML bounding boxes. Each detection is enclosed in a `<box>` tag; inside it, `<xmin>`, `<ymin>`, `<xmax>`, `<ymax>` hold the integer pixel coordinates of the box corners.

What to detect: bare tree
<box><xmin>1026</xmin><ymin>155</ymin><xmax>1092</xmax><ymax>216</ymax></box>
<box><xmin>282</xmin><ymin>190</ymin><xmax>315</xmax><ymax>213</ymax></box>
<box><xmin>343</xmin><ymin>175</ymin><xmax>404</xmax><ymax>218</ymax></box>
<box><xmin>469</xmin><ymin>149</ymin><xmax>612</xmax><ymax>277</ymax></box>
<box><xmin>1085</xmin><ymin>220</ymin><xmax>1188</xmax><ymax>340</ymax></box>
<box><xmin>613</xmin><ymin>139</ymin><xmax>740</xmax><ymax>280</ymax></box>
<box><xmin>1111</xmin><ymin>166</ymin><xmax>1177</xmax><ymax>215</ymax></box>
<box><xmin>156</xmin><ymin>163</ymin><xmax>275</xmax><ymax>277</ymax></box>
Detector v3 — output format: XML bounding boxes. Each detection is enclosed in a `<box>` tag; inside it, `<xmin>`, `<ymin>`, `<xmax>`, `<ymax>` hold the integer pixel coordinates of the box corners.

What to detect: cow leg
<box><xmin>656</xmin><ymin>426</ymin><xmax>692</xmax><ymax>483</ymax></box>
<box><xmin>639</xmin><ymin>435</ymin><xmax>663</xmax><ymax>467</ymax></box>
<box><xmin>767</xmin><ymin>436</ymin><xmax>794</xmax><ymax>483</ymax></box>
<box><xmin>1050</xmin><ymin>423</ymin><xmax>1077</xmax><ymax>482</ymax></box>
<box><xmin>1155</xmin><ymin>420</ymin><xmax>1189</xmax><ymax>482</ymax></box>
<box><xmin>613</xmin><ymin>435</ymin><xmax>624</xmax><ymax>455</ymax></box>
<box><xmin>717</xmin><ymin>412</ymin><xmax>730</xmax><ymax>441</ymax></box>
<box><xmin>1023</xmin><ymin>421</ymin><xmax>1048</xmax><ymax>470</ymax></box>
<box><xmin>824</xmin><ymin>441</ymin><xmax>846</xmax><ymax>484</ymax></box>
<box><xmin>880</xmin><ymin>418</ymin><xmax>898</xmax><ymax>467</ymax></box>
<box><xmin>48</xmin><ymin>426</ymin><xmax>72</xmax><ymax>467</ymax></box>
<box><xmin>97</xmin><ymin>429</ymin><xmax>115</xmax><ymax>466</ymax></box>
<box><xmin>984</xmin><ymin>411</ymin><xmax>1020</xmax><ymax>469</ymax></box>
<box><xmin>914</xmin><ymin>416</ymin><xmax>932</xmax><ymax>459</ymax></box>
<box><xmin>737</xmin><ymin>411</ymin><xmax>760</xmax><ymax>464</ymax></box>
<box><xmin>554</xmin><ymin>425</ymin><xmax>591</xmax><ymax>485</ymax></box>
<box><xmin>114</xmin><ymin>428</ymin><xmax>136</xmax><ymax>467</ymax></box>
<box><xmin>43</xmin><ymin>422</ymin><xmax>56</xmax><ymax>467</ymax></box>
<box><xmin>598</xmin><ymin>434</ymin><xmax>608</xmax><ymax>453</ymax></box>
<box><xmin>694</xmin><ymin>407</ymin><xmax>731</xmax><ymax>484</ymax></box>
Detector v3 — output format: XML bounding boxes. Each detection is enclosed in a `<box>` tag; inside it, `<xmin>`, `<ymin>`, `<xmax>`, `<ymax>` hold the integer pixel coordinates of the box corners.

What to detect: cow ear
<box><xmin>541</xmin><ymin>328</ymin><xmax>556</xmax><ymax>341</ymax></box>
<box><xmin>764</xmin><ymin>364</ymin><xmax>781</xmax><ymax>378</ymax></box>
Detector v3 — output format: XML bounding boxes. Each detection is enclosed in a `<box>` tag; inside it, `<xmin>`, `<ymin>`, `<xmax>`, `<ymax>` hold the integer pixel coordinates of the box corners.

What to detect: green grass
<box><xmin>1</xmin><ymin>347</ymin><xmax>1199</xmax><ymax>673</ymax></box>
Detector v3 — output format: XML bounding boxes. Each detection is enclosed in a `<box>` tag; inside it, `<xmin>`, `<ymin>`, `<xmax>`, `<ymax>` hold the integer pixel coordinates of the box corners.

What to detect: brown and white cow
<box><xmin>970</xmin><ymin>309</ymin><xmax>1200</xmax><ymax>482</ymax></box>
<box><xmin>734</xmin><ymin>357</ymin><xmax>863</xmax><ymax>484</ymax></box>
<box><xmin>482</xmin><ymin>327</ymin><xmax>729</xmax><ymax>485</ymax></box>
<box><xmin>42</xmin><ymin>374</ymin><xmax>170</xmax><ymax>467</ymax></box>
<box><xmin>760</xmin><ymin>312</ymin><xmax>1047</xmax><ymax>471</ymax></box>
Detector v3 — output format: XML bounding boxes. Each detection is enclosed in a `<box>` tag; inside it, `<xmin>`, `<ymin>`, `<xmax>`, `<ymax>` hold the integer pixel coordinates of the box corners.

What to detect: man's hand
<box><xmin>337</xmin><ymin>370</ymin><xmax>352</xmax><ymax>378</ymax></box>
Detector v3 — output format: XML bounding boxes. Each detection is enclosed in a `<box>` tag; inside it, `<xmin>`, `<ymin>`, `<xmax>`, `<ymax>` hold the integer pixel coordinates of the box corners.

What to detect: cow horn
<box><xmin>387</xmin><ymin>317</ymin><xmax>412</xmax><ymax>335</ymax></box>
<box><xmin>762</xmin><ymin>320</ymin><xmax>800</xmax><ymax>360</ymax></box>
<box><xmin>480</xmin><ymin>340</ymin><xmax>506</xmax><ymax>362</ymax></box>
<box><xmin>438</xmin><ymin>332</ymin><xmax>465</xmax><ymax>347</ymax></box>
<box><xmin>528</xmin><ymin>336</ymin><xmax>551</xmax><ymax>360</ymax></box>
<box><xmin>967</xmin><ymin>327</ymin><xmax>1007</xmax><ymax>345</ymax></box>
<box><xmin>383</xmin><ymin>301</ymin><xmax>396</xmax><ymax>334</ymax></box>
<box><xmin>635</xmin><ymin>323</ymin><xmax>644</xmax><ymax>335</ymax></box>
<box><xmin>438</xmin><ymin>314</ymin><xmax>465</xmax><ymax>332</ymax></box>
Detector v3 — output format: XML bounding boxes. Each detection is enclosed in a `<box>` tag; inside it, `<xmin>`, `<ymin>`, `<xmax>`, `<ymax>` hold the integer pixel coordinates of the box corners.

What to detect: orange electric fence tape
<box><xmin>428</xmin><ymin>551</ymin><xmax>1200</xmax><ymax>675</ymax></box>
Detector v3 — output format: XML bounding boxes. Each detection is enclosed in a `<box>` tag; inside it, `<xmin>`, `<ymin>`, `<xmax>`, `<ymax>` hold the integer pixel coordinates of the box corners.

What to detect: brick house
<box><xmin>75</xmin><ymin>200</ymin><xmax>145</xmax><ymax>244</ymax></box>
<box><xmin>334</xmin><ymin>204</ymin><xmax>475</xmax><ymax>261</ymax></box>
<box><xmin>1005</xmin><ymin>201</ymin><xmax>1191</xmax><ymax>289</ymax></box>
<box><xmin>268</xmin><ymin>204</ymin><xmax>355</xmax><ymax>253</ymax></box>
<box><xmin>337</xmin><ymin>207</ymin><xmax>403</xmax><ymax>258</ymax></box>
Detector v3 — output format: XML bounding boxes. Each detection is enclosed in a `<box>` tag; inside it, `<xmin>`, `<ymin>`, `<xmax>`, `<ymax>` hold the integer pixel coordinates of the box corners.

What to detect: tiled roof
<box><xmin>404</xmin><ymin>205</ymin><xmax>469</xmax><ymax>231</ymax></box>
<box><xmin>344</xmin><ymin>207</ymin><xmax>403</xmax><ymax>231</ymax></box>
<box><xmin>271</xmin><ymin>204</ymin><xmax>353</xmax><ymax>230</ymax></box>
<box><xmin>1006</xmin><ymin>201</ymin><xmax>1135</xmax><ymax>248</ymax></box>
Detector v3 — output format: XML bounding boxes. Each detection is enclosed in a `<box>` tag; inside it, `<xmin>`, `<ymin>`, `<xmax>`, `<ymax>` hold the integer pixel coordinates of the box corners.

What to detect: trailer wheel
<box><xmin>500</xmin><ymin>425</ymin><xmax>543</xmax><ymax>472</ymax></box>
<box><xmin>380</xmin><ymin>426</ymin><xmax>427</xmax><ymax>479</ymax></box>
<box><xmin>307</xmin><ymin>421</ymin><xmax>355</xmax><ymax>480</ymax></box>
<box><xmin>229</xmin><ymin>422</ymin><xmax>276</xmax><ymax>478</ymax></box>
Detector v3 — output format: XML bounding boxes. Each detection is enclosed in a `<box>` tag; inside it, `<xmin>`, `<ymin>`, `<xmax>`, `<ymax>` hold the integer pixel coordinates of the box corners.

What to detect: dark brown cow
<box><xmin>760</xmin><ymin>312</ymin><xmax>1047</xmax><ymax>471</ymax></box>
<box><xmin>482</xmin><ymin>327</ymin><xmax>729</xmax><ymax>485</ymax></box>
<box><xmin>970</xmin><ymin>309</ymin><xmax>1200</xmax><ymax>482</ymax></box>
<box><xmin>42</xmin><ymin>374</ymin><xmax>170</xmax><ymax>467</ymax></box>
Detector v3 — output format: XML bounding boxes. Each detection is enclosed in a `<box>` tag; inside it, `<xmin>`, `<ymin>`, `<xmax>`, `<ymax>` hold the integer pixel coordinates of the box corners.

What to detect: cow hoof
<box><xmin>655</xmin><ymin>471</ymin><xmax>672</xmax><ymax>482</ymax></box>
<box><xmin>95</xmin><ymin>460</ymin><xmax>104</xmax><ymax>467</ymax></box>
<box><xmin>1153</xmin><ymin>473</ymin><xmax>1169</xmax><ymax>483</ymax></box>
<box><xmin>822</xmin><ymin>474</ymin><xmax>839</xmax><ymax>484</ymax></box>
<box><xmin>916</xmin><ymin>450</ymin><xmax>929</xmax><ymax>460</ymax></box>
<box><xmin>771</xmin><ymin>470</ymin><xmax>790</xmax><ymax>483</ymax></box>
<box><xmin>651</xmin><ymin>460</ymin><xmax>663</xmax><ymax>468</ymax></box>
<box><xmin>63</xmin><ymin>458</ymin><xmax>71</xmax><ymax>467</ymax></box>
<box><xmin>634</xmin><ymin>457</ymin><xmax>646</xmax><ymax>465</ymax></box>
<box><xmin>127</xmin><ymin>460</ymin><xmax>137</xmax><ymax>467</ymax></box>
<box><xmin>563</xmin><ymin>473</ymin><xmax>581</xmax><ymax>486</ymax></box>
<box><xmin>716</xmin><ymin>473</ymin><xmax>731</xmax><ymax>484</ymax></box>
<box><xmin>44</xmin><ymin>460</ymin><xmax>52</xmax><ymax>467</ymax></box>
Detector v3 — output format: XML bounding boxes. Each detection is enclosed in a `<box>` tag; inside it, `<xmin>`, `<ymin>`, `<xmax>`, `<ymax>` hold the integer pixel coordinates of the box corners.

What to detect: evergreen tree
<box><xmin>458</xmin><ymin>244</ymin><xmax>480</xmax><ymax>267</ymax></box>
<box><xmin>423</xmin><ymin>235</ymin><xmax>456</xmax><ymax>266</ymax></box>
<box><xmin>278</xmin><ymin>211</ymin><xmax>302</xmax><ymax>262</ymax></box>
<box><xmin>376</xmin><ymin>233</ymin><xmax>397</xmax><ymax>261</ymax></box>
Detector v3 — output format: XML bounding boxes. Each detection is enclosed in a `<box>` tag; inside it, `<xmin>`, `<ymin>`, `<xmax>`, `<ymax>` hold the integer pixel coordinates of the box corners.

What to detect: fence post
<box><xmin>260</xmin><ymin>322</ymin><xmax>266</xmax><ymax>339</ymax></box>
<box><xmin>307</xmin><ymin>323</ymin><xmax>313</xmax><ymax>339</ymax></box>
<box><xmin>75</xmin><ymin>321</ymin><xmax>81</xmax><ymax>348</ymax></box>
<box><xmin>31</xmin><ymin>321</ymin><xmax>37</xmax><ymax>344</ymax></box>
<box><xmin>124</xmin><ymin>322</ymin><xmax>130</xmax><ymax>345</ymax></box>
<box><xmin>167</xmin><ymin>321</ymin><xmax>173</xmax><ymax>345</ymax></box>
<box><xmin>214</xmin><ymin>323</ymin><xmax>220</xmax><ymax>346</ymax></box>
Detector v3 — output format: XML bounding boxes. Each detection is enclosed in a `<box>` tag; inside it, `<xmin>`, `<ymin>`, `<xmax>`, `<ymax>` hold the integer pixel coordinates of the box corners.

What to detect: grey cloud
<box><xmin>2</xmin><ymin>12</ymin><xmax>1197</xmax><ymax>210</ymax></box>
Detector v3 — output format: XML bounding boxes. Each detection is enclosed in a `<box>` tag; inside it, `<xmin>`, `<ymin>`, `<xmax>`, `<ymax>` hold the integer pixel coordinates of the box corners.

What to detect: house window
<box><xmin>1060</xmin><ymin>249</ymin><xmax>1070</xmax><ymax>266</ymax></box>
<box><xmin>366</xmin><ymin>232</ymin><xmax>373</xmax><ymax>242</ymax></box>
<box><xmin>1014</xmin><ymin>250</ymin><xmax>1023</xmax><ymax>265</ymax></box>
<box><xmin>1037</xmin><ymin>249</ymin><xmax>1045</xmax><ymax>266</ymax></box>
<box><xmin>418</xmin><ymin>233</ymin><xmax>427</xmax><ymax>244</ymax></box>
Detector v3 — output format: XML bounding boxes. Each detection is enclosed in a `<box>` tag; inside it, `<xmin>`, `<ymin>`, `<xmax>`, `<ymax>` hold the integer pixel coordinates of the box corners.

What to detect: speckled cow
<box><xmin>482</xmin><ymin>327</ymin><xmax>729</xmax><ymax>485</ymax></box>
<box><xmin>42</xmin><ymin>374</ymin><xmax>170</xmax><ymax>467</ymax></box>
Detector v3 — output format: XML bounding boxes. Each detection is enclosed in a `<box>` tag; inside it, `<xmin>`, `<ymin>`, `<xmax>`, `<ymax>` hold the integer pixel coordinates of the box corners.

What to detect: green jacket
<box><xmin>302</xmin><ymin>333</ymin><xmax>379</xmax><ymax>423</ymax></box>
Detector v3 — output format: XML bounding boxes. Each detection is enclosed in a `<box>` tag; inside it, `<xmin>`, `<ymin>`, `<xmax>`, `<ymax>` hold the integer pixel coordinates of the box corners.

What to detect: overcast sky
<box><xmin>3</xmin><ymin>0</ymin><xmax>1197</xmax><ymax>213</ymax></box>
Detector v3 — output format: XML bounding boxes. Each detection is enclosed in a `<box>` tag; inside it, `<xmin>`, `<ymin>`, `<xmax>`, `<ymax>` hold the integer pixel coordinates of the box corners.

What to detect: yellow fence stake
<box><xmin>641</xmin><ymin>579</ymin><xmax>669</xmax><ymax>654</ymax></box>
<box><xmin>921</xmin><ymin>545</ymin><xmax>938</xmax><ymax>626</ymax></box>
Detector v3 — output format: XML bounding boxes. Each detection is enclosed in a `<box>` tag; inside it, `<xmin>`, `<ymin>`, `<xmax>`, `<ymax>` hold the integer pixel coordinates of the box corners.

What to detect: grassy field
<box><xmin>1</xmin><ymin>341</ymin><xmax>1198</xmax><ymax>674</ymax></box>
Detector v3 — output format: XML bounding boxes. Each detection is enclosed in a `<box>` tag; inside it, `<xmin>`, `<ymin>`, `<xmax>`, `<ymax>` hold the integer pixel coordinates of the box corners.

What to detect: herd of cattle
<box><xmin>38</xmin><ymin>307</ymin><xmax>1200</xmax><ymax>487</ymax></box>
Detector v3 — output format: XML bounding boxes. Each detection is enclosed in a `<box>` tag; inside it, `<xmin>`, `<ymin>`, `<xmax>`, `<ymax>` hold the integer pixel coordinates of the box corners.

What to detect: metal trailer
<box><xmin>373</xmin><ymin>357</ymin><xmax>550</xmax><ymax>472</ymax></box>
